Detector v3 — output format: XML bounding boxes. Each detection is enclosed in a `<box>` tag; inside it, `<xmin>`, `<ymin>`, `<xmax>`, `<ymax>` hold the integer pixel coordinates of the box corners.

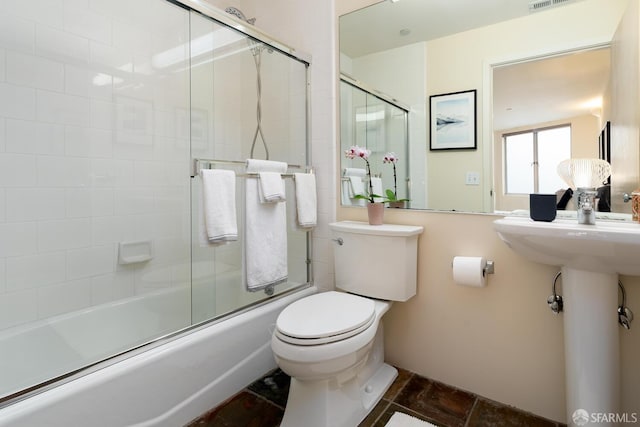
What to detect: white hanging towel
<box><xmin>200</xmin><ymin>169</ymin><xmax>238</xmax><ymax>244</ymax></box>
<box><xmin>245</xmin><ymin>159</ymin><xmax>288</xmax><ymax>291</ymax></box>
<box><xmin>258</xmin><ymin>171</ymin><xmax>286</xmax><ymax>202</ymax></box>
<box><xmin>294</xmin><ymin>173</ymin><xmax>317</xmax><ymax>228</ymax></box>
<box><xmin>371</xmin><ymin>176</ymin><xmax>384</xmax><ymax>203</ymax></box>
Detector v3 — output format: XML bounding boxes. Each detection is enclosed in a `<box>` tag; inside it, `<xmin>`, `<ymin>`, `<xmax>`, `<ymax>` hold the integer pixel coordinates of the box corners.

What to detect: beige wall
<box><xmin>338</xmin><ymin>206</ymin><xmax>640</xmax><ymax>423</ymax></box>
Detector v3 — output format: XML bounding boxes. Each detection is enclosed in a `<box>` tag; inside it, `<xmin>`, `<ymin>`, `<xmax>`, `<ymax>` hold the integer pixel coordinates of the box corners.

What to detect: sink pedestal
<box><xmin>493</xmin><ymin>216</ymin><xmax>638</xmax><ymax>425</ymax></box>
<box><xmin>562</xmin><ymin>267</ymin><xmax>620</xmax><ymax>425</ymax></box>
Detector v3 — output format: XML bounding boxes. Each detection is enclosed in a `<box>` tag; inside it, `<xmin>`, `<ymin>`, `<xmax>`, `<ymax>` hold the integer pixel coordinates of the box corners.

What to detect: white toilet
<box><xmin>271</xmin><ymin>221</ymin><xmax>423</xmax><ymax>427</ymax></box>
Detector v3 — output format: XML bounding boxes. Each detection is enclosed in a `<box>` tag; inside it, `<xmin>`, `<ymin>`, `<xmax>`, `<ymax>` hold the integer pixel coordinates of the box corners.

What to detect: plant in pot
<box><xmin>383</xmin><ymin>152</ymin><xmax>409</xmax><ymax>208</ymax></box>
<box><xmin>344</xmin><ymin>145</ymin><xmax>388</xmax><ymax>225</ymax></box>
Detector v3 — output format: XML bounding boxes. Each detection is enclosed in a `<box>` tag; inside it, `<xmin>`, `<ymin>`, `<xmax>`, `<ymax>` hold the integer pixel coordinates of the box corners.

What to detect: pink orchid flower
<box><xmin>383</xmin><ymin>152</ymin><xmax>398</xmax><ymax>164</ymax></box>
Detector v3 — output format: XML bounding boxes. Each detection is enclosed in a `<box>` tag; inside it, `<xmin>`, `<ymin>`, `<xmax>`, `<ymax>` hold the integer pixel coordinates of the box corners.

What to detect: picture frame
<box><xmin>429</xmin><ymin>89</ymin><xmax>477</xmax><ymax>150</ymax></box>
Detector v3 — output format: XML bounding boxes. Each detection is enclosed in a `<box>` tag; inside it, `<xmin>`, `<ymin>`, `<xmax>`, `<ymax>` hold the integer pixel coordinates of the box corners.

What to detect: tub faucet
<box><xmin>576</xmin><ymin>188</ymin><xmax>597</xmax><ymax>225</ymax></box>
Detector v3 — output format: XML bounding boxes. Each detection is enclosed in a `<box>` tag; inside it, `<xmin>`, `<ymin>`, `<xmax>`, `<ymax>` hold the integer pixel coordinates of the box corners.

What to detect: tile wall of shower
<box><xmin>0</xmin><ymin>0</ymin><xmax>193</xmax><ymax>332</ymax></box>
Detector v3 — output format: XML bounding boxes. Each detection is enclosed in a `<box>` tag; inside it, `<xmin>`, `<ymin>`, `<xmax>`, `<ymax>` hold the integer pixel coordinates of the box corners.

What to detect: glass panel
<box><xmin>339</xmin><ymin>80</ymin><xmax>409</xmax><ymax>205</ymax></box>
<box><xmin>538</xmin><ymin>126</ymin><xmax>571</xmax><ymax>194</ymax></box>
<box><xmin>0</xmin><ymin>0</ymin><xmax>191</xmax><ymax>399</ymax></box>
<box><xmin>340</xmin><ymin>82</ymin><xmax>368</xmax><ymax>206</ymax></box>
<box><xmin>189</xmin><ymin>12</ymin><xmax>309</xmax><ymax>323</ymax></box>
<box><xmin>384</xmin><ymin>103</ymin><xmax>409</xmax><ymax>202</ymax></box>
<box><xmin>505</xmin><ymin>133</ymin><xmax>534</xmax><ymax>194</ymax></box>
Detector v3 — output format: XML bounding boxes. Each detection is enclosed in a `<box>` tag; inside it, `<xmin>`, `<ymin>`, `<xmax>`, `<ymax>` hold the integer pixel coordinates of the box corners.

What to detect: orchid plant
<box><xmin>383</xmin><ymin>152</ymin><xmax>409</xmax><ymax>203</ymax></box>
<box><xmin>345</xmin><ymin>145</ymin><xmax>386</xmax><ymax>204</ymax></box>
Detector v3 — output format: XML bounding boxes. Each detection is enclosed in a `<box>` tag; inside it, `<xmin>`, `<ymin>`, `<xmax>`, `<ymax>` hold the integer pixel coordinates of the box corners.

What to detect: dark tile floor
<box><xmin>186</xmin><ymin>367</ymin><xmax>564</xmax><ymax>427</ymax></box>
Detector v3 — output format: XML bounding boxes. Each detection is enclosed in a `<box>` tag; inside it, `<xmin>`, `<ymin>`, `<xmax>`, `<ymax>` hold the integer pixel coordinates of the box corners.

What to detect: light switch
<box><xmin>465</xmin><ymin>172</ymin><xmax>480</xmax><ymax>185</ymax></box>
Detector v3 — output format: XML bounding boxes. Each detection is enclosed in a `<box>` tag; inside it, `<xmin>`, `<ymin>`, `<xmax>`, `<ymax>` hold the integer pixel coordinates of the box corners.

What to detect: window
<box><xmin>504</xmin><ymin>125</ymin><xmax>571</xmax><ymax>194</ymax></box>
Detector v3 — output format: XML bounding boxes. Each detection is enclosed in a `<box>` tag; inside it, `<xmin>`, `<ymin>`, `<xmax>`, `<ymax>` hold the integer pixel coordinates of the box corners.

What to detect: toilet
<box><xmin>271</xmin><ymin>221</ymin><xmax>423</xmax><ymax>427</ymax></box>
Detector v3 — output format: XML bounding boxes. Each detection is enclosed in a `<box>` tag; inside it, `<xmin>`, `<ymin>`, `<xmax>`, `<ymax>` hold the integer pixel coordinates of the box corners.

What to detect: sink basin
<box><xmin>493</xmin><ymin>216</ymin><xmax>640</xmax><ymax>424</ymax></box>
<box><xmin>493</xmin><ymin>216</ymin><xmax>640</xmax><ymax>275</ymax></box>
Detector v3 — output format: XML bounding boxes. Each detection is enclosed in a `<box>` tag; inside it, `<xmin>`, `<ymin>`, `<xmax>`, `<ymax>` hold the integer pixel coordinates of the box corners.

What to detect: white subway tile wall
<box><xmin>0</xmin><ymin>0</ymin><xmax>192</xmax><ymax>331</ymax></box>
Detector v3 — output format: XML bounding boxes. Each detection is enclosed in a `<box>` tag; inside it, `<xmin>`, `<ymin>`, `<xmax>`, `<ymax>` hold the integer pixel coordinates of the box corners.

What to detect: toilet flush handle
<box><xmin>332</xmin><ymin>237</ymin><xmax>344</xmax><ymax>246</ymax></box>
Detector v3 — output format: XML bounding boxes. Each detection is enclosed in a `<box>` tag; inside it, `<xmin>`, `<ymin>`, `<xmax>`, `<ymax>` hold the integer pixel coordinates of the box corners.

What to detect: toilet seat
<box><xmin>275</xmin><ymin>291</ymin><xmax>376</xmax><ymax>346</ymax></box>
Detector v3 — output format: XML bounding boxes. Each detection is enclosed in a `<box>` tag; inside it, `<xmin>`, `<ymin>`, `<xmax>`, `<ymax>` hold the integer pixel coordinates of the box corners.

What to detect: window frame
<box><xmin>503</xmin><ymin>123</ymin><xmax>571</xmax><ymax>195</ymax></box>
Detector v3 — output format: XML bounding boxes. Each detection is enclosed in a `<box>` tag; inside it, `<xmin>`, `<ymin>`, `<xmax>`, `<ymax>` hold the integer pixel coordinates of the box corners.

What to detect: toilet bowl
<box><xmin>272</xmin><ymin>291</ymin><xmax>389</xmax><ymax>382</ymax></box>
<box><xmin>271</xmin><ymin>291</ymin><xmax>394</xmax><ymax>427</ymax></box>
<box><xmin>271</xmin><ymin>221</ymin><xmax>423</xmax><ymax>427</ymax></box>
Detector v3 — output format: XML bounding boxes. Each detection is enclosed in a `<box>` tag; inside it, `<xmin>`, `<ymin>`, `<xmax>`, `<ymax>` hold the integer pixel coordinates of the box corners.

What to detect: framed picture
<box><xmin>429</xmin><ymin>89</ymin><xmax>477</xmax><ymax>150</ymax></box>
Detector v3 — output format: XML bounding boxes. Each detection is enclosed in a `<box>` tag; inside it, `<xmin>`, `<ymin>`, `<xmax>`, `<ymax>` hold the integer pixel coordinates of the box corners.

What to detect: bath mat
<box><xmin>385</xmin><ymin>411</ymin><xmax>437</xmax><ymax>427</ymax></box>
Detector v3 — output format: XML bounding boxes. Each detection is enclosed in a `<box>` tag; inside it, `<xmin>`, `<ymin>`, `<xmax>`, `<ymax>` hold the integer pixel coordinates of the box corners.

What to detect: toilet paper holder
<box><xmin>451</xmin><ymin>257</ymin><xmax>495</xmax><ymax>288</ymax></box>
<box><xmin>449</xmin><ymin>258</ymin><xmax>495</xmax><ymax>275</ymax></box>
<box><xmin>483</xmin><ymin>260</ymin><xmax>495</xmax><ymax>276</ymax></box>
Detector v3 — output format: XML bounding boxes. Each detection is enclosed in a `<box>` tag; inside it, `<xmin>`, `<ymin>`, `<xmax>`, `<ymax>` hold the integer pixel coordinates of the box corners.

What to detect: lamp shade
<box><xmin>557</xmin><ymin>158</ymin><xmax>611</xmax><ymax>189</ymax></box>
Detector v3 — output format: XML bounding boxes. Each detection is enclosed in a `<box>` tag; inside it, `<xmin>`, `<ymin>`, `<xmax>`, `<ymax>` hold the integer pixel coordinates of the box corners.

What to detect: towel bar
<box><xmin>192</xmin><ymin>158</ymin><xmax>313</xmax><ymax>178</ymax></box>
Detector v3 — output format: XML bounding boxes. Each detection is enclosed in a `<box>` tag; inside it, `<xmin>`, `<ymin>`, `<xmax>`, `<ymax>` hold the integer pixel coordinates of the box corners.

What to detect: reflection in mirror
<box><xmin>339</xmin><ymin>0</ymin><xmax>636</xmax><ymax>216</ymax></box>
<box><xmin>340</xmin><ymin>77</ymin><xmax>410</xmax><ymax>207</ymax></box>
<box><xmin>493</xmin><ymin>47</ymin><xmax>610</xmax><ymax>213</ymax></box>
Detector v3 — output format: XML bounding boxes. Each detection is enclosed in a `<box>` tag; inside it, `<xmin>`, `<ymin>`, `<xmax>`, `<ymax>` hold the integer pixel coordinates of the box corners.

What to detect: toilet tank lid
<box><xmin>329</xmin><ymin>221</ymin><xmax>423</xmax><ymax>237</ymax></box>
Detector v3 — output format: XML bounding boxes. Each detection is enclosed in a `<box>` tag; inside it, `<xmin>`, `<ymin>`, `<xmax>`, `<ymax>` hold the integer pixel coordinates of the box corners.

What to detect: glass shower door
<box><xmin>189</xmin><ymin>11</ymin><xmax>310</xmax><ymax>323</ymax></box>
<box><xmin>0</xmin><ymin>0</ymin><xmax>192</xmax><ymax>400</ymax></box>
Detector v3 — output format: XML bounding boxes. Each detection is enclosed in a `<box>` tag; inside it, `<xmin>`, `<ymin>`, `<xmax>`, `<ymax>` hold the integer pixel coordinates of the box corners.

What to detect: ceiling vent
<box><xmin>529</xmin><ymin>0</ymin><xmax>574</xmax><ymax>12</ymax></box>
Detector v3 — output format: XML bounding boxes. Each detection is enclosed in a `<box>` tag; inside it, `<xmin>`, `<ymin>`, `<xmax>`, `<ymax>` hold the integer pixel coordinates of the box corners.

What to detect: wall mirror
<box><xmin>339</xmin><ymin>0</ymin><xmax>637</xmax><ymax>216</ymax></box>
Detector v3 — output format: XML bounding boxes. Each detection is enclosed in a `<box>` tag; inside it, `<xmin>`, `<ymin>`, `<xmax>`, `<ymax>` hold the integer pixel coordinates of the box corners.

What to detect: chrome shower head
<box><xmin>224</xmin><ymin>7</ymin><xmax>256</xmax><ymax>25</ymax></box>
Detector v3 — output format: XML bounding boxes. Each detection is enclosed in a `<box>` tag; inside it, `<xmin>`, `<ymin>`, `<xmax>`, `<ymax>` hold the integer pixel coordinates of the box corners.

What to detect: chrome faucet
<box><xmin>576</xmin><ymin>188</ymin><xmax>597</xmax><ymax>225</ymax></box>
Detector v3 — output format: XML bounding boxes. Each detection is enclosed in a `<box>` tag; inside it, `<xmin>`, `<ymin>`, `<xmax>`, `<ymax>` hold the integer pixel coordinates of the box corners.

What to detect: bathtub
<box><xmin>0</xmin><ymin>284</ymin><xmax>316</xmax><ymax>427</ymax></box>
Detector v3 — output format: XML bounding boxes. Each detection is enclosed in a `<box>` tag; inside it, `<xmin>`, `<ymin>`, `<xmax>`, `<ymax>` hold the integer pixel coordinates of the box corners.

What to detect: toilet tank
<box><xmin>329</xmin><ymin>221</ymin><xmax>424</xmax><ymax>301</ymax></box>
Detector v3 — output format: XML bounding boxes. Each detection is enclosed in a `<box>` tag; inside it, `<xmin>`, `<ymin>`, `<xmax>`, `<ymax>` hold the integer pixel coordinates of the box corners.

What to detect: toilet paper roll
<box><xmin>452</xmin><ymin>256</ymin><xmax>487</xmax><ymax>287</ymax></box>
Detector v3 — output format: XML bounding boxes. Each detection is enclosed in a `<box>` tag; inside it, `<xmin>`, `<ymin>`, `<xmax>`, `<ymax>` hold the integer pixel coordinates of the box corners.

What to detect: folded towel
<box><xmin>245</xmin><ymin>159</ymin><xmax>288</xmax><ymax>291</ymax></box>
<box><xmin>294</xmin><ymin>173</ymin><xmax>317</xmax><ymax>228</ymax></box>
<box><xmin>200</xmin><ymin>169</ymin><xmax>237</xmax><ymax>244</ymax></box>
<box><xmin>247</xmin><ymin>158</ymin><xmax>288</xmax><ymax>174</ymax></box>
<box><xmin>258</xmin><ymin>171</ymin><xmax>286</xmax><ymax>203</ymax></box>
<box><xmin>371</xmin><ymin>176</ymin><xmax>383</xmax><ymax>203</ymax></box>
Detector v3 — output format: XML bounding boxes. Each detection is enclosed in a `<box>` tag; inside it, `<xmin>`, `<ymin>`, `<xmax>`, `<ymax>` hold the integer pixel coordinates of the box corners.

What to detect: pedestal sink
<box><xmin>493</xmin><ymin>216</ymin><xmax>640</xmax><ymax>426</ymax></box>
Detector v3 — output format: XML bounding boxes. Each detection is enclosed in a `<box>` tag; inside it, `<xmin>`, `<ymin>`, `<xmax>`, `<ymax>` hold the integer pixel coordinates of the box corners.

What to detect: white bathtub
<box><xmin>0</xmin><ymin>285</ymin><xmax>316</xmax><ymax>427</ymax></box>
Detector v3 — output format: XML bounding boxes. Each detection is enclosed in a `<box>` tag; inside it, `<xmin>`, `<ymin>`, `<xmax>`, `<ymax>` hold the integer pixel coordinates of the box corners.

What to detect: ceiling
<box><xmin>340</xmin><ymin>0</ymin><xmax>544</xmax><ymax>59</ymax></box>
<box><xmin>493</xmin><ymin>47</ymin><xmax>610</xmax><ymax>130</ymax></box>
<box><xmin>339</xmin><ymin>0</ymin><xmax>607</xmax><ymax>131</ymax></box>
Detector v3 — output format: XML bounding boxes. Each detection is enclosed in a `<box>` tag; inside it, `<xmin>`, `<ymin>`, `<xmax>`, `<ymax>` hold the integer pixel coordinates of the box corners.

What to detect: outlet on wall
<box><xmin>465</xmin><ymin>172</ymin><xmax>480</xmax><ymax>185</ymax></box>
